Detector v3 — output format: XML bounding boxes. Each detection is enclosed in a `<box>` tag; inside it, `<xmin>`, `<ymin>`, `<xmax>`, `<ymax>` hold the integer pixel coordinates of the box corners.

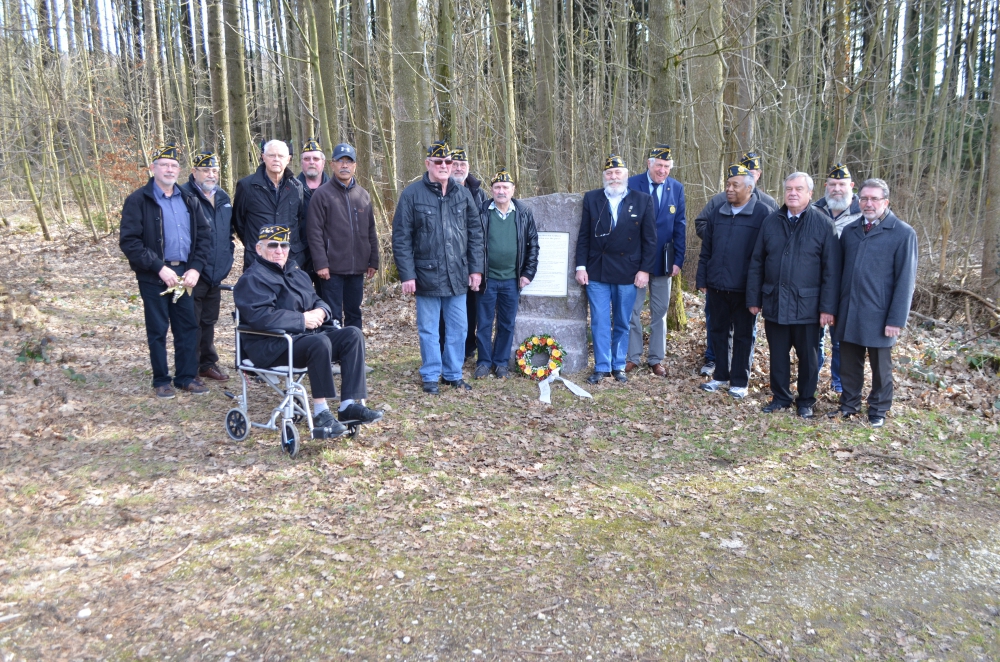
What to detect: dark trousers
<box><xmin>318</xmin><ymin>273</ymin><xmax>365</xmax><ymax>329</ymax></box>
<box><xmin>290</xmin><ymin>326</ymin><xmax>367</xmax><ymax>401</ymax></box>
<box><xmin>706</xmin><ymin>288</ymin><xmax>756</xmax><ymax>388</ymax></box>
<box><xmin>839</xmin><ymin>341</ymin><xmax>894</xmax><ymax>417</ymax></box>
<box><xmin>440</xmin><ymin>288</ymin><xmax>478</xmax><ymax>358</ymax></box>
<box><xmin>192</xmin><ymin>279</ymin><xmax>222</xmax><ymax>372</ymax></box>
<box><xmin>765</xmin><ymin>320</ymin><xmax>820</xmax><ymax>408</ymax></box>
<box><xmin>138</xmin><ymin>266</ymin><xmax>199</xmax><ymax>388</ymax></box>
<box><xmin>476</xmin><ymin>278</ymin><xmax>520</xmax><ymax>368</ymax></box>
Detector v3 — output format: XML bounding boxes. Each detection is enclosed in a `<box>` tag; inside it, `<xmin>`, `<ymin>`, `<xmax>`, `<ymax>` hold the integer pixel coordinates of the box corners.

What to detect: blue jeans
<box><xmin>819</xmin><ymin>326</ymin><xmax>842</xmax><ymax>388</ymax></box>
<box><xmin>476</xmin><ymin>278</ymin><xmax>520</xmax><ymax>368</ymax></box>
<box><xmin>586</xmin><ymin>281</ymin><xmax>637</xmax><ymax>372</ymax></box>
<box><xmin>415</xmin><ymin>294</ymin><xmax>467</xmax><ymax>382</ymax></box>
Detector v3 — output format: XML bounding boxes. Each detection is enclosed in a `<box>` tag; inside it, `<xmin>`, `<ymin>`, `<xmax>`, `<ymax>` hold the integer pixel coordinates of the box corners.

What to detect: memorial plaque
<box><xmin>521</xmin><ymin>232</ymin><xmax>569</xmax><ymax>298</ymax></box>
<box><xmin>510</xmin><ymin>193</ymin><xmax>590</xmax><ymax>375</ymax></box>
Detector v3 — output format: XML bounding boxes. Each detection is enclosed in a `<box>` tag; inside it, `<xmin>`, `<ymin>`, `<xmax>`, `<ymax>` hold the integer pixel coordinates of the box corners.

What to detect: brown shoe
<box><xmin>649</xmin><ymin>363</ymin><xmax>667</xmax><ymax>377</ymax></box>
<box><xmin>155</xmin><ymin>385</ymin><xmax>176</xmax><ymax>399</ymax></box>
<box><xmin>180</xmin><ymin>381</ymin><xmax>210</xmax><ymax>395</ymax></box>
<box><xmin>624</xmin><ymin>361</ymin><xmax>639</xmax><ymax>374</ymax></box>
<box><xmin>199</xmin><ymin>366</ymin><xmax>230</xmax><ymax>381</ymax></box>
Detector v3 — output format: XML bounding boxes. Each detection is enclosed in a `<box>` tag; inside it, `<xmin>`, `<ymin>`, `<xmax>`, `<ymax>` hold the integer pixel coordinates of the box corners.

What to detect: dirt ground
<box><xmin>2</xmin><ymin>228</ymin><xmax>1000</xmax><ymax>661</ymax></box>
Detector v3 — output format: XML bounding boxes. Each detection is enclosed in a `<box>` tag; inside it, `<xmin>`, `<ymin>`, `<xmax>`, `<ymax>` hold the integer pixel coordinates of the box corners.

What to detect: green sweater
<box><xmin>487</xmin><ymin>206</ymin><xmax>518</xmax><ymax>280</ymax></box>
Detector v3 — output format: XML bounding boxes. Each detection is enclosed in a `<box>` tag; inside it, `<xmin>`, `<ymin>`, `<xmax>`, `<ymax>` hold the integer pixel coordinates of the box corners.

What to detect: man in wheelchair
<box><xmin>233</xmin><ymin>225</ymin><xmax>383</xmax><ymax>437</ymax></box>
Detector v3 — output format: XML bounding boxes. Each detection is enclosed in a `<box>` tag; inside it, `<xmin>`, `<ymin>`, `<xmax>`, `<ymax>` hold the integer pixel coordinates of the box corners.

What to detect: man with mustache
<box><xmin>575</xmin><ymin>154</ymin><xmax>657</xmax><ymax>385</ymax></box>
<box><xmin>812</xmin><ymin>163</ymin><xmax>863</xmax><ymax>394</ymax></box>
<box><xmin>180</xmin><ymin>150</ymin><xmax>235</xmax><ymax>383</ymax></box>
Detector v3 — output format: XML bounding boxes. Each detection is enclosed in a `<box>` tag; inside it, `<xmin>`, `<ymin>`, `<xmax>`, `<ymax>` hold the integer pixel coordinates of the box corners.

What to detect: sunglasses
<box><xmin>430</xmin><ymin>158</ymin><xmax>453</xmax><ymax>166</ymax></box>
<box><xmin>265</xmin><ymin>241</ymin><xmax>290</xmax><ymax>250</ymax></box>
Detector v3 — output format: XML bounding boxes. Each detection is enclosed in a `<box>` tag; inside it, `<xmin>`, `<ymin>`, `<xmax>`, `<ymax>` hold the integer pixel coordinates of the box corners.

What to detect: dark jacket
<box><xmin>233</xmin><ymin>256</ymin><xmax>334</xmax><ymax>369</ymax></box>
<box><xmin>233</xmin><ymin>164</ymin><xmax>307</xmax><ymax>271</ymax></box>
<box><xmin>297</xmin><ymin>171</ymin><xmax>330</xmax><ymax>209</ymax></box>
<box><xmin>180</xmin><ymin>176</ymin><xmax>235</xmax><ymax>288</ymax></box>
<box><xmin>478</xmin><ymin>198</ymin><xmax>540</xmax><ymax>285</ymax></box>
<box><xmin>392</xmin><ymin>173</ymin><xmax>485</xmax><ymax>297</ymax></box>
<box><xmin>575</xmin><ymin>188</ymin><xmax>657</xmax><ymax>284</ymax></box>
<box><xmin>297</xmin><ymin>171</ymin><xmax>331</xmax><ymax>273</ymax></box>
<box><xmin>695</xmin><ymin>187</ymin><xmax>778</xmax><ymax>239</ymax></box>
<box><xmin>695</xmin><ymin>194</ymin><xmax>770</xmax><ymax>292</ymax></box>
<box><xmin>745</xmin><ymin>205</ymin><xmax>842</xmax><ymax>325</ymax></box>
<box><xmin>465</xmin><ymin>174</ymin><xmax>488</xmax><ymax>209</ymax></box>
<box><xmin>119</xmin><ymin>178</ymin><xmax>212</xmax><ymax>285</ymax></box>
<box><xmin>834</xmin><ymin>211</ymin><xmax>918</xmax><ymax>347</ymax></box>
<box><xmin>306</xmin><ymin>177</ymin><xmax>379</xmax><ymax>276</ymax></box>
<box><xmin>627</xmin><ymin>172</ymin><xmax>686</xmax><ymax>276</ymax></box>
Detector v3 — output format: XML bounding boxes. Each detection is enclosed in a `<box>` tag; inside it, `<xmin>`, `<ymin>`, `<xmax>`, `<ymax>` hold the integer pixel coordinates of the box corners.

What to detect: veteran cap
<box><xmin>192</xmin><ymin>151</ymin><xmax>218</xmax><ymax>168</ymax></box>
<box><xmin>827</xmin><ymin>163</ymin><xmax>851</xmax><ymax>180</ymax></box>
<box><xmin>648</xmin><ymin>144</ymin><xmax>672</xmax><ymax>161</ymax></box>
<box><xmin>302</xmin><ymin>137</ymin><xmax>323</xmax><ymax>154</ymax></box>
<box><xmin>450</xmin><ymin>147</ymin><xmax>468</xmax><ymax>162</ymax></box>
<box><xmin>151</xmin><ymin>142</ymin><xmax>180</xmax><ymax>162</ymax></box>
<box><xmin>739</xmin><ymin>151</ymin><xmax>761</xmax><ymax>171</ymax></box>
<box><xmin>491</xmin><ymin>167</ymin><xmax>514</xmax><ymax>185</ymax></box>
<box><xmin>727</xmin><ymin>163</ymin><xmax>751</xmax><ymax>178</ymax></box>
<box><xmin>427</xmin><ymin>140</ymin><xmax>450</xmax><ymax>159</ymax></box>
<box><xmin>604</xmin><ymin>154</ymin><xmax>626</xmax><ymax>170</ymax></box>
<box><xmin>259</xmin><ymin>225</ymin><xmax>291</xmax><ymax>242</ymax></box>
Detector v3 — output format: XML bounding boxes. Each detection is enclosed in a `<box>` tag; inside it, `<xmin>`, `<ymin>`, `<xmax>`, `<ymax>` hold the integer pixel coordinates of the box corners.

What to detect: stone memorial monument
<box><xmin>512</xmin><ymin>193</ymin><xmax>589</xmax><ymax>375</ymax></box>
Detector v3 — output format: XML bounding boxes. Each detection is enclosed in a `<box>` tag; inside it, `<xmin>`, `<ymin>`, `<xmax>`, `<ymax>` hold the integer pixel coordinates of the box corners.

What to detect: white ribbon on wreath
<box><xmin>537</xmin><ymin>368</ymin><xmax>592</xmax><ymax>404</ymax></box>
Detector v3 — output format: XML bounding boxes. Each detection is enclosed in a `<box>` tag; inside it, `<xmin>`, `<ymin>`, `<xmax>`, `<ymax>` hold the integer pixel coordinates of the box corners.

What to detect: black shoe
<box><xmin>444</xmin><ymin>378</ymin><xmax>472</xmax><ymax>390</ymax></box>
<box><xmin>761</xmin><ymin>400</ymin><xmax>792</xmax><ymax>413</ymax></box>
<box><xmin>422</xmin><ymin>381</ymin><xmax>440</xmax><ymax>394</ymax></box>
<box><xmin>313</xmin><ymin>409</ymin><xmax>348</xmax><ymax>436</ymax></box>
<box><xmin>797</xmin><ymin>406</ymin><xmax>814</xmax><ymax>419</ymax></box>
<box><xmin>586</xmin><ymin>371</ymin><xmax>610</xmax><ymax>384</ymax></box>
<box><xmin>495</xmin><ymin>366</ymin><xmax>510</xmax><ymax>379</ymax></box>
<box><xmin>474</xmin><ymin>364</ymin><xmax>491</xmax><ymax>379</ymax></box>
<box><xmin>338</xmin><ymin>403</ymin><xmax>384</xmax><ymax>424</ymax></box>
<box><xmin>869</xmin><ymin>415</ymin><xmax>885</xmax><ymax>428</ymax></box>
<box><xmin>826</xmin><ymin>410</ymin><xmax>859</xmax><ymax>420</ymax></box>
<box><xmin>611</xmin><ymin>369</ymin><xmax>628</xmax><ymax>383</ymax></box>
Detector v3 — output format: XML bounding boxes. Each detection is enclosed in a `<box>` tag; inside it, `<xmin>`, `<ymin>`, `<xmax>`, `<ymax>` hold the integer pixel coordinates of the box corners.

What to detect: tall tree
<box><xmin>489</xmin><ymin>0</ymin><xmax>518</xmax><ymax>182</ymax></box>
<box><xmin>982</xmin><ymin>41</ymin><xmax>1000</xmax><ymax>301</ymax></box>
<box><xmin>313</xmin><ymin>0</ymin><xmax>340</xmax><ymax>144</ymax></box>
<box><xmin>435</xmin><ymin>0</ymin><xmax>454</xmax><ymax>142</ymax></box>
<box><xmin>223</xmin><ymin>0</ymin><xmax>252</xmax><ymax>178</ymax></box>
<box><xmin>392</xmin><ymin>0</ymin><xmax>430</xmax><ymax>187</ymax></box>
<box><xmin>206</xmin><ymin>0</ymin><xmax>233</xmax><ymax>190</ymax></box>
<box><xmin>350</xmin><ymin>0</ymin><xmax>373</xmax><ymax>187</ymax></box>
<box><xmin>533</xmin><ymin>0</ymin><xmax>559</xmax><ymax>193</ymax></box>
<box><xmin>141</xmin><ymin>0</ymin><xmax>165</xmax><ymax>143</ymax></box>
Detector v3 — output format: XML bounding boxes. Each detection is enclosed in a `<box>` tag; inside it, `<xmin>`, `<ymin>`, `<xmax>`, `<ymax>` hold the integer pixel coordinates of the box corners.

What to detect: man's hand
<box><xmin>749</xmin><ymin>306</ymin><xmax>760</xmax><ymax>315</ymax></box>
<box><xmin>635</xmin><ymin>270</ymin><xmax>650</xmax><ymax>289</ymax></box>
<box><xmin>519</xmin><ymin>276</ymin><xmax>531</xmax><ymax>289</ymax></box>
<box><xmin>885</xmin><ymin>325</ymin><xmax>901</xmax><ymax>338</ymax></box>
<box><xmin>575</xmin><ymin>269</ymin><xmax>589</xmax><ymax>286</ymax></box>
<box><xmin>699</xmin><ymin>287</ymin><xmax>707</xmax><ymax>294</ymax></box>
<box><xmin>469</xmin><ymin>273</ymin><xmax>482</xmax><ymax>291</ymax></box>
<box><xmin>181</xmin><ymin>269</ymin><xmax>200</xmax><ymax>289</ymax></box>
<box><xmin>401</xmin><ymin>279</ymin><xmax>416</xmax><ymax>295</ymax></box>
<box><xmin>316</xmin><ymin>268</ymin><xmax>330</xmax><ymax>280</ymax></box>
<box><xmin>820</xmin><ymin>313</ymin><xmax>835</xmax><ymax>327</ymax></box>
<box><xmin>158</xmin><ymin>265</ymin><xmax>179</xmax><ymax>287</ymax></box>
<box><xmin>366</xmin><ymin>267</ymin><xmax>376</xmax><ymax>279</ymax></box>
<box><xmin>670</xmin><ymin>265</ymin><xmax>681</xmax><ymax>277</ymax></box>
<box><xmin>303</xmin><ymin>308</ymin><xmax>326</xmax><ymax>329</ymax></box>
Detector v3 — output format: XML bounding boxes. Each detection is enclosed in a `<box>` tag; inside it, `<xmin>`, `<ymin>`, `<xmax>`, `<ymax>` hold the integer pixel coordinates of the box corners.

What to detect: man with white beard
<box><xmin>575</xmin><ymin>154</ymin><xmax>657</xmax><ymax>384</ymax></box>
<box><xmin>813</xmin><ymin>163</ymin><xmax>862</xmax><ymax>393</ymax></box>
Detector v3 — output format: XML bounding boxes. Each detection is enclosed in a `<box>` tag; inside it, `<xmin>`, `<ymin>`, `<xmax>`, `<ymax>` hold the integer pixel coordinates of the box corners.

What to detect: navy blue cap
<box><xmin>332</xmin><ymin>143</ymin><xmax>356</xmax><ymax>162</ymax></box>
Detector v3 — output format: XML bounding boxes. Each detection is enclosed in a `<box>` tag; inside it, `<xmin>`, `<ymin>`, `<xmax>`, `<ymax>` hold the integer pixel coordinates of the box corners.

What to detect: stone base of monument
<box><xmin>510</xmin><ymin>315</ymin><xmax>589</xmax><ymax>376</ymax></box>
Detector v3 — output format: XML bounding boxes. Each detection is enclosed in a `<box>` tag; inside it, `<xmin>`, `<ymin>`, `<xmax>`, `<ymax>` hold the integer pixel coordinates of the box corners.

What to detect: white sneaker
<box><xmin>729</xmin><ymin>386</ymin><xmax>748</xmax><ymax>399</ymax></box>
<box><xmin>699</xmin><ymin>380</ymin><xmax>728</xmax><ymax>392</ymax></box>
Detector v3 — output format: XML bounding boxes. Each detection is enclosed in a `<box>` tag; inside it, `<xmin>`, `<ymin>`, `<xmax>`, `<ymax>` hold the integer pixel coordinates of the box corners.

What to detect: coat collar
<box><xmin>256</xmin><ymin>254</ymin><xmax>300</xmax><ymax>276</ymax></box>
<box><xmin>720</xmin><ymin>194</ymin><xmax>757</xmax><ymax>216</ymax></box>
<box><xmin>297</xmin><ymin>171</ymin><xmax>331</xmax><ymax>190</ymax></box>
<box><xmin>184</xmin><ymin>173</ymin><xmax>229</xmax><ymax>206</ymax></box>
<box><xmin>850</xmin><ymin>210</ymin><xmax>899</xmax><ymax>238</ymax></box>
<box><xmin>253</xmin><ymin>163</ymin><xmax>297</xmax><ymax>190</ymax></box>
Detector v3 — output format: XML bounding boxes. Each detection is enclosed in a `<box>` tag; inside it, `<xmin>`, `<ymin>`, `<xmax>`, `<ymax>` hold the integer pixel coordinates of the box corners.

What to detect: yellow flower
<box><xmin>546</xmin><ymin>338</ymin><xmax>554</xmax><ymax>345</ymax></box>
<box><xmin>551</xmin><ymin>349</ymin><xmax>561</xmax><ymax>358</ymax></box>
<box><xmin>532</xmin><ymin>336</ymin><xmax>540</xmax><ymax>344</ymax></box>
<box><xmin>536</xmin><ymin>369</ymin><xmax>546</xmax><ymax>377</ymax></box>
<box><xmin>523</xmin><ymin>366</ymin><xmax>532</xmax><ymax>374</ymax></box>
<box><xmin>518</xmin><ymin>345</ymin><xmax>526</xmax><ymax>352</ymax></box>
<box><xmin>548</xmin><ymin>361</ymin><xmax>557</xmax><ymax>370</ymax></box>
<box><xmin>517</xmin><ymin>358</ymin><xmax>526</xmax><ymax>366</ymax></box>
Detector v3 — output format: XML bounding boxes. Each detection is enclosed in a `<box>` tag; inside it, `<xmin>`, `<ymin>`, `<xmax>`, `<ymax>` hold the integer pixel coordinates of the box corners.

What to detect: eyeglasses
<box><xmin>858</xmin><ymin>197</ymin><xmax>885</xmax><ymax>203</ymax></box>
<box><xmin>265</xmin><ymin>241</ymin><xmax>290</xmax><ymax>250</ymax></box>
<box><xmin>430</xmin><ymin>158</ymin><xmax>453</xmax><ymax>166</ymax></box>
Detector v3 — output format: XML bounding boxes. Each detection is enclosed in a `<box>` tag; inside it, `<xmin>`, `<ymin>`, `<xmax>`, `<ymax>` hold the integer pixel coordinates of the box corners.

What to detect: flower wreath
<box><xmin>515</xmin><ymin>334</ymin><xmax>565</xmax><ymax>381</ymax></box>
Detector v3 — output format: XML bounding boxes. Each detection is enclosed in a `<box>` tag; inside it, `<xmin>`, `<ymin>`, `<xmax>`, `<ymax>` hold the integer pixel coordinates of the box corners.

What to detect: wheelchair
<box><xmin>220</xmin><ymin>286</ymin><xmax>360</xmax><ymax>458</ymax></box>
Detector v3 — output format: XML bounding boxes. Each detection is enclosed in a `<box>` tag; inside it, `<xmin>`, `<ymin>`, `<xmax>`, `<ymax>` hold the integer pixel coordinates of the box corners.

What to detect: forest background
<box><xmin>4</xmin><ymin>0</ymin><xmax>1000</xmax><ymax>325</ymax></box>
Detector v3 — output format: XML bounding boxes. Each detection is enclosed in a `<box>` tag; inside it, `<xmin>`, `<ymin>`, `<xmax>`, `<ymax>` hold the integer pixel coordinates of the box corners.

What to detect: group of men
<box><xmin>694</xmin><ymin>157</ymin><xmax>917</xmax><ymax>426</ymax></box>
<box><xmin>121</xmin><ymin>135</ymin><xmax>917</xmax><ymax>433</ymax></box>
<box><xmin>120</xmin><ymin>138</ymin><xmax>383</xmax><ymax>436</ymax></box>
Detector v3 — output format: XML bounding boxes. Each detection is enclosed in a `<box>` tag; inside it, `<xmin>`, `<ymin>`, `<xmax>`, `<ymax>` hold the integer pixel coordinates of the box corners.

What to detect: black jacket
<box><xmin>233</xmin><ymin>164</ymin><xmax>307</xmax><ymax>271</ymax></box>
<box><xmin>306</xmin><ymin>177</ymin><xmax>380</xmax><ymax>276</ymax></box>
<box><xmin>233</xmin><ymin>256</ymin><xmax>333</xmax><ymax>369</ymax></box>
<box><xmin>575</xmin><ymin>188</ymin><xmax>657</xmax><ymax>284</ymax></box>
<box><xmin>745</xmin><ymin>205</ymin><xmax>842</xmax><ymax>324</ymax></box>
<box><xmin>465</xmin><ymin>174</ymin><xmax>488</xmax><ymax>208</ymax></box>
<box><xmin>296</xmin><ymin>171</ymin><xmax>331</xmax><ymax>273</ymax></box>
<box><xmin>391</xmin><ymin>173</ymin><xmax>485</xmax><ymax>297</ymax></box>
<box><xmin>695</xmin><ymin>188</ymin><xmax>778</xmax><ymax>239</ymax></box>
<box><xmin>478</xmin><ymin>198</ymin><xmax>540</xmax><ymax>285</ymax></box>
<box><xmin>119</xmin><ymin>178</ymin><xmax>212</xmax><ymax>285</ymax></box>
<box><xmin>180</xmin><ymin>176</ymin><xmax>235</xmax><ymax>288</ymax></box>
<box><xmin>695</xmin><ymin>194</ymin><xmax>770</xmax><ymax>292</ymax></box>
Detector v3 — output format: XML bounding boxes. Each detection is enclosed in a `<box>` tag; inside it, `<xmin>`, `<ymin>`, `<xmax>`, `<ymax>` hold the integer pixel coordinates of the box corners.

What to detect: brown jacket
<box><xmin>305</xmin><ymin>177</ymin><xmax>380</xmax><ymax>275</ymax></box>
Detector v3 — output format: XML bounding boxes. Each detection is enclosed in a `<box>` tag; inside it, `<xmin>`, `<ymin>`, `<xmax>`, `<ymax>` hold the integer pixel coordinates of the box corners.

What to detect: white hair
<box><xmin>785</xmin><ymin>171</ymin><xmax>814</xmax><ymax>191</ymax></box>
<box><xmin>647</xmin><ymin>157</ymin><xmax>674</xmax><ymax>167</ymax></box>
<box><xmin>262</xmin><ymin>139</ymin><xmax>289</xmax><ymax>156</ymax></box>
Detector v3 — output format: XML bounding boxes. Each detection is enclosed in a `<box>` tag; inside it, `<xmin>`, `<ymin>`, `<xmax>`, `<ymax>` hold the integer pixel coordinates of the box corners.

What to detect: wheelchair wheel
<box><xmin>225</xmin><ymin>408</ymin><xmax>250</xmax><ymax>441</ymax></box>
<box><xmin>280</xmin><ymin>419</ymin><xmax>300</xmax><ymax>458</ymax></box>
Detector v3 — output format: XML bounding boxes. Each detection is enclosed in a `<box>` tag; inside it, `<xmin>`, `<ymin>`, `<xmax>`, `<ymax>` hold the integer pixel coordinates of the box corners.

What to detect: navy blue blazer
<box><xmin>627</xmin><ymin>172</ymin><xmax>686</xmax><ymax>276</ymax></box>
<box><xmin>575</xmin><ymin>188</ymin><xmax>657</xmax><ymax>285</ymax></box>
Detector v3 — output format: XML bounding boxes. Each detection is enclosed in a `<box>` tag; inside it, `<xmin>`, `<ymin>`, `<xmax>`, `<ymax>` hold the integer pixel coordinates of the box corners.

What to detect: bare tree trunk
<box><xmin>647</xmin><ymin>0</ymin><xmax>680</xmax><ymax>147</ymax></box>
<box><xmin>533</xmin><ymin>0</ymin><xmax>558</xmax><ymax>193</ymax></box>
<box><xmin>223</xmin><ymin>0</ymin><xmax>252</xmax><ymax>177</ymax></box>
<box><xmin>141</xmin><ymin>0</ymin><xmax>165</xmax><ymax>143</ymax></box>
<box><xmin>313</xmin><ymin>0</ymin><xmax>340</xmax><ymax>143</ymax></box>
<box><xmin>489</xmin><ymin>0</ymin><xmax>518</xmax><ymax>182</ymax></box>
<box><xmin>392</xmin><ymin>0</ymin><xmax>429</xmax><ymax>187</ymax></box>
<box><xmin>982</xmin><ymin>35</ymin><xmax>1000</xmax><ymax>300</ymax></box>
<box><xmin>831</xmin><ymin>0</ymin><xmax>850</xmax><ymax>160</ymax></box>
<box><xmin>207</xmin><ymin>0</ymin><xmax>233</xmax><ymax>190</ymax></box>
<box><xmin>435</xmin><ymin>0</ymin><xmax>454</xmax><ymax>142</ymax></box>
<box><xmin>351</xmin><ymin>0</ymin><xmax>373</xmax><ymax>187</ymax></box>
